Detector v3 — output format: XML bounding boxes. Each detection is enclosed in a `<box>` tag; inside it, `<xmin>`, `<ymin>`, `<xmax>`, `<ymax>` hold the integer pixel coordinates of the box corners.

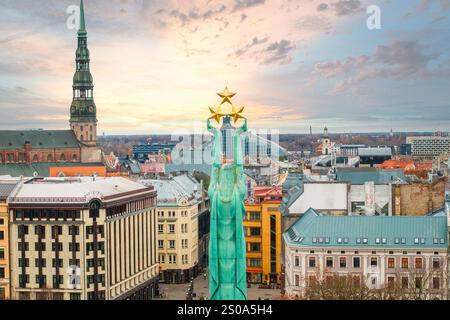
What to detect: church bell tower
<box><xmin>69</xmin><ymin>0</ymin><xmax>98</xmax><ymax>146</ymax></box>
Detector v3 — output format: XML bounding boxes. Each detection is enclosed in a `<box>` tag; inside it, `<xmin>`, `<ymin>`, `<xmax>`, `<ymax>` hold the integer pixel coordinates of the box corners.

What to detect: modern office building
<box><xmin>244</xmin><ymin>186</ymin><xmax>283</xmax><ymax>285</ymax></box>
<box><xmin>406</xmin><ymin>136</ymin><xmax>450</xmax><ymax>158</ymax></box>
<box><xmin>142</xmin><ymin>175</ymin><xmax>201</xmax><ymax>283</ymax></box>
<box><xmin>8</xmin><ymin>177</ymin><xmax>158</xmax><ymax>300</ymax></box>
<box><xmin>284</xmin><ymin>208</ymin><xmax>448</xmax><ymax>299</ymax></box>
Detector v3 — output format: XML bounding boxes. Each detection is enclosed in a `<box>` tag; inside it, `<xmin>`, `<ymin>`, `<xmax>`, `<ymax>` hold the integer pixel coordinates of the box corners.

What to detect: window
<box><xmin>370</xmin><ymin>257</ymin><xmax>378</xmax><ymax>267</ymax></box>
<box><xmin>51</xmin><ymin>226</ymin><xmax>63</xmax><ymax>239</ymax></box>
<box><xmin>158</xmin><ymin>240</ymin><xmax>164</xmax><ymax>249</ymax></box>
<box><xmin>353</xmin><ymin>257</ymin><xmax>361</xmax><ymax>268</ymax></box>
<box><xmin>432</xmin><ymin>277</ymin><xmax>440</xmax><ymax>290</ymax></box>
<box><xmin>415</xmin><ymin>257</ymin><xmax>423</xmax><ymax>269</ymax></box>
<box><xmin>18</xmin><ymin>258</ymin><xmax>29</xmax><ymax>268</ymax></box>
<box><xmin>249</xmin><ymin>258</ymin><xmax>262</xmax><ymax>267</ymax></box>
<box><xmin>387</xmin><ymin>276</ymin><xmax>395</xmax><ymax>289</ymax></box>
<box><xmin>339</xmin><ymin>257</ymin><xmax>347</xmax><ymax>268</ymax></box>
<box><xmin>0</xmin><ymin>218</ymin><xmax>4</xmax><ymax>225</ymax></box>
<box><xmin>402</xmin><ymin>277</ymin><xmax>409</xmax><ymax>289</ymax></box>
<box><xmin>60</xmin><ymin>154</ymin><xmax>66</xmax><ymax>161</ymax></box>
<box><xmin>432</xmin><ymin>257</ymin><xmax>441</xmax><ymax>269</ymax></box>
<box><xmin>159</xmin><ymin>255</ymin><xmax>165</xmax><ymax>264</ymax></box>
<box><xmin>295</xmin><ymin>274</ymin><xmax>300</xmax><ymax>287</ymax></box>
<box><xmin>249</xmin><ymin>228</ymin><xmax>260</xmax><ymax>236</ymax></box>
<box><xmin>249</xmin><ymin>212</ymin><xmax>261</xmax><ymax>221</ymax></box>
<box><xmin>326</xmin><ymin>257</ymin><xmax>333</xmax><ymax>268</ymax></box>
<box><xmin>0</xmin><ymin>267</ymin><xmax>5</xmax><ymax>279</ymax></box>
<box><xmin>0</xmin><ymin>231</ymin><xmax>4</xmax><ymax>240</ymax></box>
<box><xmin>401</xmin><ymin>258</ymin><xmax>409</xmax><ymax>269</ymax></box>
<box><xmin>47</xmin><ymin>154</ymin><xmax>53</xmax><ymax>162</ymax></box>
<box><xmin>0</xmin><ymin>248</ymin><xmax>4</xmax><ymax>260</ymax></box>
<box><xmin>415</xmin><ymin>277</ymin><xmax>422</xmax><ymax>290</ymax></box>
<box><xmin>35</xmin><ymin>259</ymin><xmax>46</xmax><ymax>268</ymax></box>
<box><xmin>69</xmin><ymin>243</ymin><xmax>80</xmax><ymax>252</ymax></box>
<box><xmin>169</xmin><ymin>240</ymin><xmax>175</xmax><ymax>249</ymax></box>
<box><xmin>388</xmin><ymin>257</ymin><xmax>395</xmax><ymax>269</ymax></box>
<box><xmin>294</xmin><ymin>256</ymin><xmax>300</xmax><ymax>267</ymax></box>
<box><xmin>169</xmin><ymin>224</ymin><xmax>175</xmax><ymax>233</ymax></box>
<box><xmin>158</xmin><ymin>224</ymin><xmax>163</xmax><ymax>233</ymax></box>
<box><xmin>70</xmin><ymin>293</ymin><xmax>81</xmax><ymax>300</ymax></box>
<box><xmin>308</xmin><ymin>257</ymin><xmax>316</xmax><ymax>268</ymax></box>
<box><xmin>52</xmin><ymin>259</ymin><xmax>63</xmax><ymax>268</ymax></box>
<box><xmin>69</xmin><ymin>226</ymin><xmax>79</xmax><ymax>235</ymax></box>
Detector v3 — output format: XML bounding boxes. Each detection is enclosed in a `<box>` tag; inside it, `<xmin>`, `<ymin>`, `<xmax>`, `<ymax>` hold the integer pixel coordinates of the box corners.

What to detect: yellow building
<box><xmin>244</xmin><ymin>186</ymin><xmax>282</xmax><ymax>285</ymax></box>
<box><xmin>0</xmin><ymin>182</ymin><xmax>18</xmax><ymax>300</ymax></box>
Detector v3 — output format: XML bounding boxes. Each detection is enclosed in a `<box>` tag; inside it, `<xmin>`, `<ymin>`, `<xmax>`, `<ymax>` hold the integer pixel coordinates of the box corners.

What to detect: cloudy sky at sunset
<box><xmin>1</xmin><ymin>0</ymin><xmax>450</xmax><ymax>134</ymax></box>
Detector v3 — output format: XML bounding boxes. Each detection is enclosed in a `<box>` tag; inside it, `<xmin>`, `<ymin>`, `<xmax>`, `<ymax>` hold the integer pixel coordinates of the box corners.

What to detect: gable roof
<box><xmin>284</xmin><ymin>208</ymin><xmax>448</xmax><ymax>249</ymax></box>
<box><xmin>0</xmin><ymin>130</ymin><xmax>80</xmax><ymax>150</ymax></box>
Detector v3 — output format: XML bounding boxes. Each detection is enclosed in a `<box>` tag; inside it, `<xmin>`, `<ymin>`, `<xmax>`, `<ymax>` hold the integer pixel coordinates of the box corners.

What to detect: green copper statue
<box><xmin>207</xmin><ymin>87</ymin><xmax>248</xmax><ymax>300</ymax></box>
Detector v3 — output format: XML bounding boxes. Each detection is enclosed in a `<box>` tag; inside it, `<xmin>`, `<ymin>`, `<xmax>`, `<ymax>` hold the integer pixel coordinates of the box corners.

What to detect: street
<box><xmin>156</xmin><ymin>274</ymin><xmax>282</xmax><ymax>300</ymax></box>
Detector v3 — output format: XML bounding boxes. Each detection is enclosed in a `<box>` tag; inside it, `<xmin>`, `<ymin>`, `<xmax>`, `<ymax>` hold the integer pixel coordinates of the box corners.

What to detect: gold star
<box><xmin>217</xmin><ymin>86</ymin><xmax>236</xmax><ymax>105</ymax></box>
<box><xmin>208</xmin><ymin>86</ymin><xmax>246</xmax><ymax>124</ymax></box>
<box><xmin>208</xmin><ymin>106</ymin><xmax>224</xmax><ymax>124</ymax></box>
<box><xmin>230</xmin><ymin>105</ymin><xmax>245</xmax><ymax>123</ymax></box>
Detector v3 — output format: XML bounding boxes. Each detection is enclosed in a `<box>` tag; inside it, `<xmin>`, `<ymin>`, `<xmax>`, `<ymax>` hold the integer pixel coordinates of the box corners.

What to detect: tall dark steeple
<box><xmin>70</xmin><ymin>0</ymin><xmax>98</xmax><ymax>146</ymax></box>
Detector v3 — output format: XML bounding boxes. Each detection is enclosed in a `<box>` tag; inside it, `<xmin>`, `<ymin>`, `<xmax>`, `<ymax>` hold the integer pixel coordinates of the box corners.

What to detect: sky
<box><xmin>0</xmin><ymin>0</ymin><xmax>450</xmax><ymax>135</ymax></box>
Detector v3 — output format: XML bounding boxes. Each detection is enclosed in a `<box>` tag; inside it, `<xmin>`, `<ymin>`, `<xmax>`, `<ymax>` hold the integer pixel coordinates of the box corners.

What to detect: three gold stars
<box><xmin>209</xmin><ymin>86</ymin><xmax>246</xmax><ymax>124</ymax></box>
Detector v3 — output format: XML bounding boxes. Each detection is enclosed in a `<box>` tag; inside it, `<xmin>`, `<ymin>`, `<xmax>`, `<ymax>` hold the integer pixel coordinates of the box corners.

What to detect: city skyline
<box><xmin>1</xmin><ymin>0</ymin><xmax>450</xmax><ymax>134</ymax></box>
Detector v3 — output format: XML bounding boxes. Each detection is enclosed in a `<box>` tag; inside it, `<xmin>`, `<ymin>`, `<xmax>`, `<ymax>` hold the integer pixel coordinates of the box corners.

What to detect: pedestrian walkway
<box><xmin>156</xmin><ymin>272</ymin><xmax>282</xmax><ymax>300</ymax></box>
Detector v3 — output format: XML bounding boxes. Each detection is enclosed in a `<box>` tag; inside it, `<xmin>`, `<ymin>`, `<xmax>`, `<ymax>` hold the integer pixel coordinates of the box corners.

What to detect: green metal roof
<box><xmin>0</xmin><ymin>163</ymin><xmax>104</xmax><ymax>177</ymax></box>
<box><xmin>0</xmin><ymin>130</ymin><xmax>80</xmax><ymax>150</ymax></box>
<box><xmin>78</xmin><ymin>0</ymin><xmax>87</xmax><ymax>35</ymax></box>
<box><xmin>336</xmin><ymin>168</ymin><xmax>406</xmax><ymax>185</ymax></box>
<box><xmin>284</xmin><ymin>208</ymin><xmax>448</xmax><ymax>249</ymax></box>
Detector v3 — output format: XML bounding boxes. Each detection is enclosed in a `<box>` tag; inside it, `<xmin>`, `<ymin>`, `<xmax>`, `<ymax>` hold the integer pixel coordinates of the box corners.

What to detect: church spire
<box><xmin>78</xmin><ymin>0</ymin><xmax>87</xmax><ymax>35</ymax></box>
<box><xmin>69</xmin><ymin>0</ymin><xmax>98</xmax><ymax>146</ymax></box>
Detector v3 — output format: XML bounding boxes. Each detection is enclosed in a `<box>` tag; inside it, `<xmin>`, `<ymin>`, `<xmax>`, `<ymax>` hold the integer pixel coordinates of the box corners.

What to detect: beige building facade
<box><xmin>8</xmin><ymin>177</ymin><xmax>159</xmax><ymax>300</ymax></box>
<box><xmin>141</xmin><ymin>175</ymin><xmax>201</xmax><ymax>283</ymax></box>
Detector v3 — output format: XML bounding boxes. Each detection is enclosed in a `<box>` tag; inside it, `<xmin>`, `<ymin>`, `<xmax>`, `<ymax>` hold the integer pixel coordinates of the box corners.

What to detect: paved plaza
<box><xmin>156</xmin><ymin>273</ymin><xmax>282</xmax><ymax>301</ymax></box>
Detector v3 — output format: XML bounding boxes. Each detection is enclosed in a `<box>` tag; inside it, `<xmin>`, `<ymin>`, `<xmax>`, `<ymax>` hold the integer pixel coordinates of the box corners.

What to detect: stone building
<box><xmin>392</xmin><ymin>178</ymin><xmax>447</xmax><ymax>216</ymax></box>
<box><xmin>8</xmin><ymin>177</ymin><xmax>159</xmax><ymax>300</ymax></box>
<box><xmin>141</xmin><ymin>175</ymin><xmax>201</xmax><ymax>284</ymax></box>
<box><xmin>284</xmin><ymin>208</ymin><xmax>448</xmax><ymax>299</ymax></box>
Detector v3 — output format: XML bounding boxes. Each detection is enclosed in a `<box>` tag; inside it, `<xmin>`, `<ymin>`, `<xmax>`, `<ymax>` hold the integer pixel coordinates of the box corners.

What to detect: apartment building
<box><xmin>244</xmin><ymin>186</ymin><xmax>282</xmax><ymax>285</ymax></box>
<box><xmin>142</xmin><ymin>175</ymin><xmax>200</xmax><ymax>283</ymax></box>
<box><xmin>0</xmin><ymin>181</ymin><xmax>19</xmax><ymax>300</ymax></box>
<box><xmin>8</xmin><ymin>177</ymin><xmax>158</xmax><ymax>300</ymax></box>
<box><xmin>284</xmin><ymin>208</ymin><xmax>448</xmax><ymax>299</ymax></box>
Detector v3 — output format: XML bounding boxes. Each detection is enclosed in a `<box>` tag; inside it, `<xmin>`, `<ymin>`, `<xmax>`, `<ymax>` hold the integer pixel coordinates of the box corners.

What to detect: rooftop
<box><xmin>336</xmin><ymin>168</ymin><xmax>406</xmax><ymax>185</ymax></box>
<box><xmin>0</xmin><ymin>162</ymin><xmax>105</xmax><ymax>178</ymax></box>
<box><xmin>284</xmin><ymin>208</ymin><xmax>448</xmax><ymax>249</ymax></box>
<box><xmin>9</xmin><ymin>177</ymin><xmax>152</xmax><ymax>204</ymax></box>
<box><xmin>140</xmin><ymin>174</ymin><xmax>202</xmax><ymax>207</ymax></box>
<box><xmin>0</xmin><ymin>130</ymin><xmax>79</xmax><ymax>150</ymax></box>
<box><xmin>0</xmin><ymin>182</ymin><xmax>18</xmax><ymax>201</ymax></box>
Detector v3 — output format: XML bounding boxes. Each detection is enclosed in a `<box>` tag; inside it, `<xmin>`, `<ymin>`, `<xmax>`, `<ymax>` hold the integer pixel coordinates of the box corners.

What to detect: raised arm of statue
<box><xmin>233</xmin><ymin>118</ymin><xmax>247</xmax><ymax>167</ymax></box>
<box><xmin>208</xmin><ymin>119</ymin><xmax>222</xmax><ymax>166</ymax></box>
